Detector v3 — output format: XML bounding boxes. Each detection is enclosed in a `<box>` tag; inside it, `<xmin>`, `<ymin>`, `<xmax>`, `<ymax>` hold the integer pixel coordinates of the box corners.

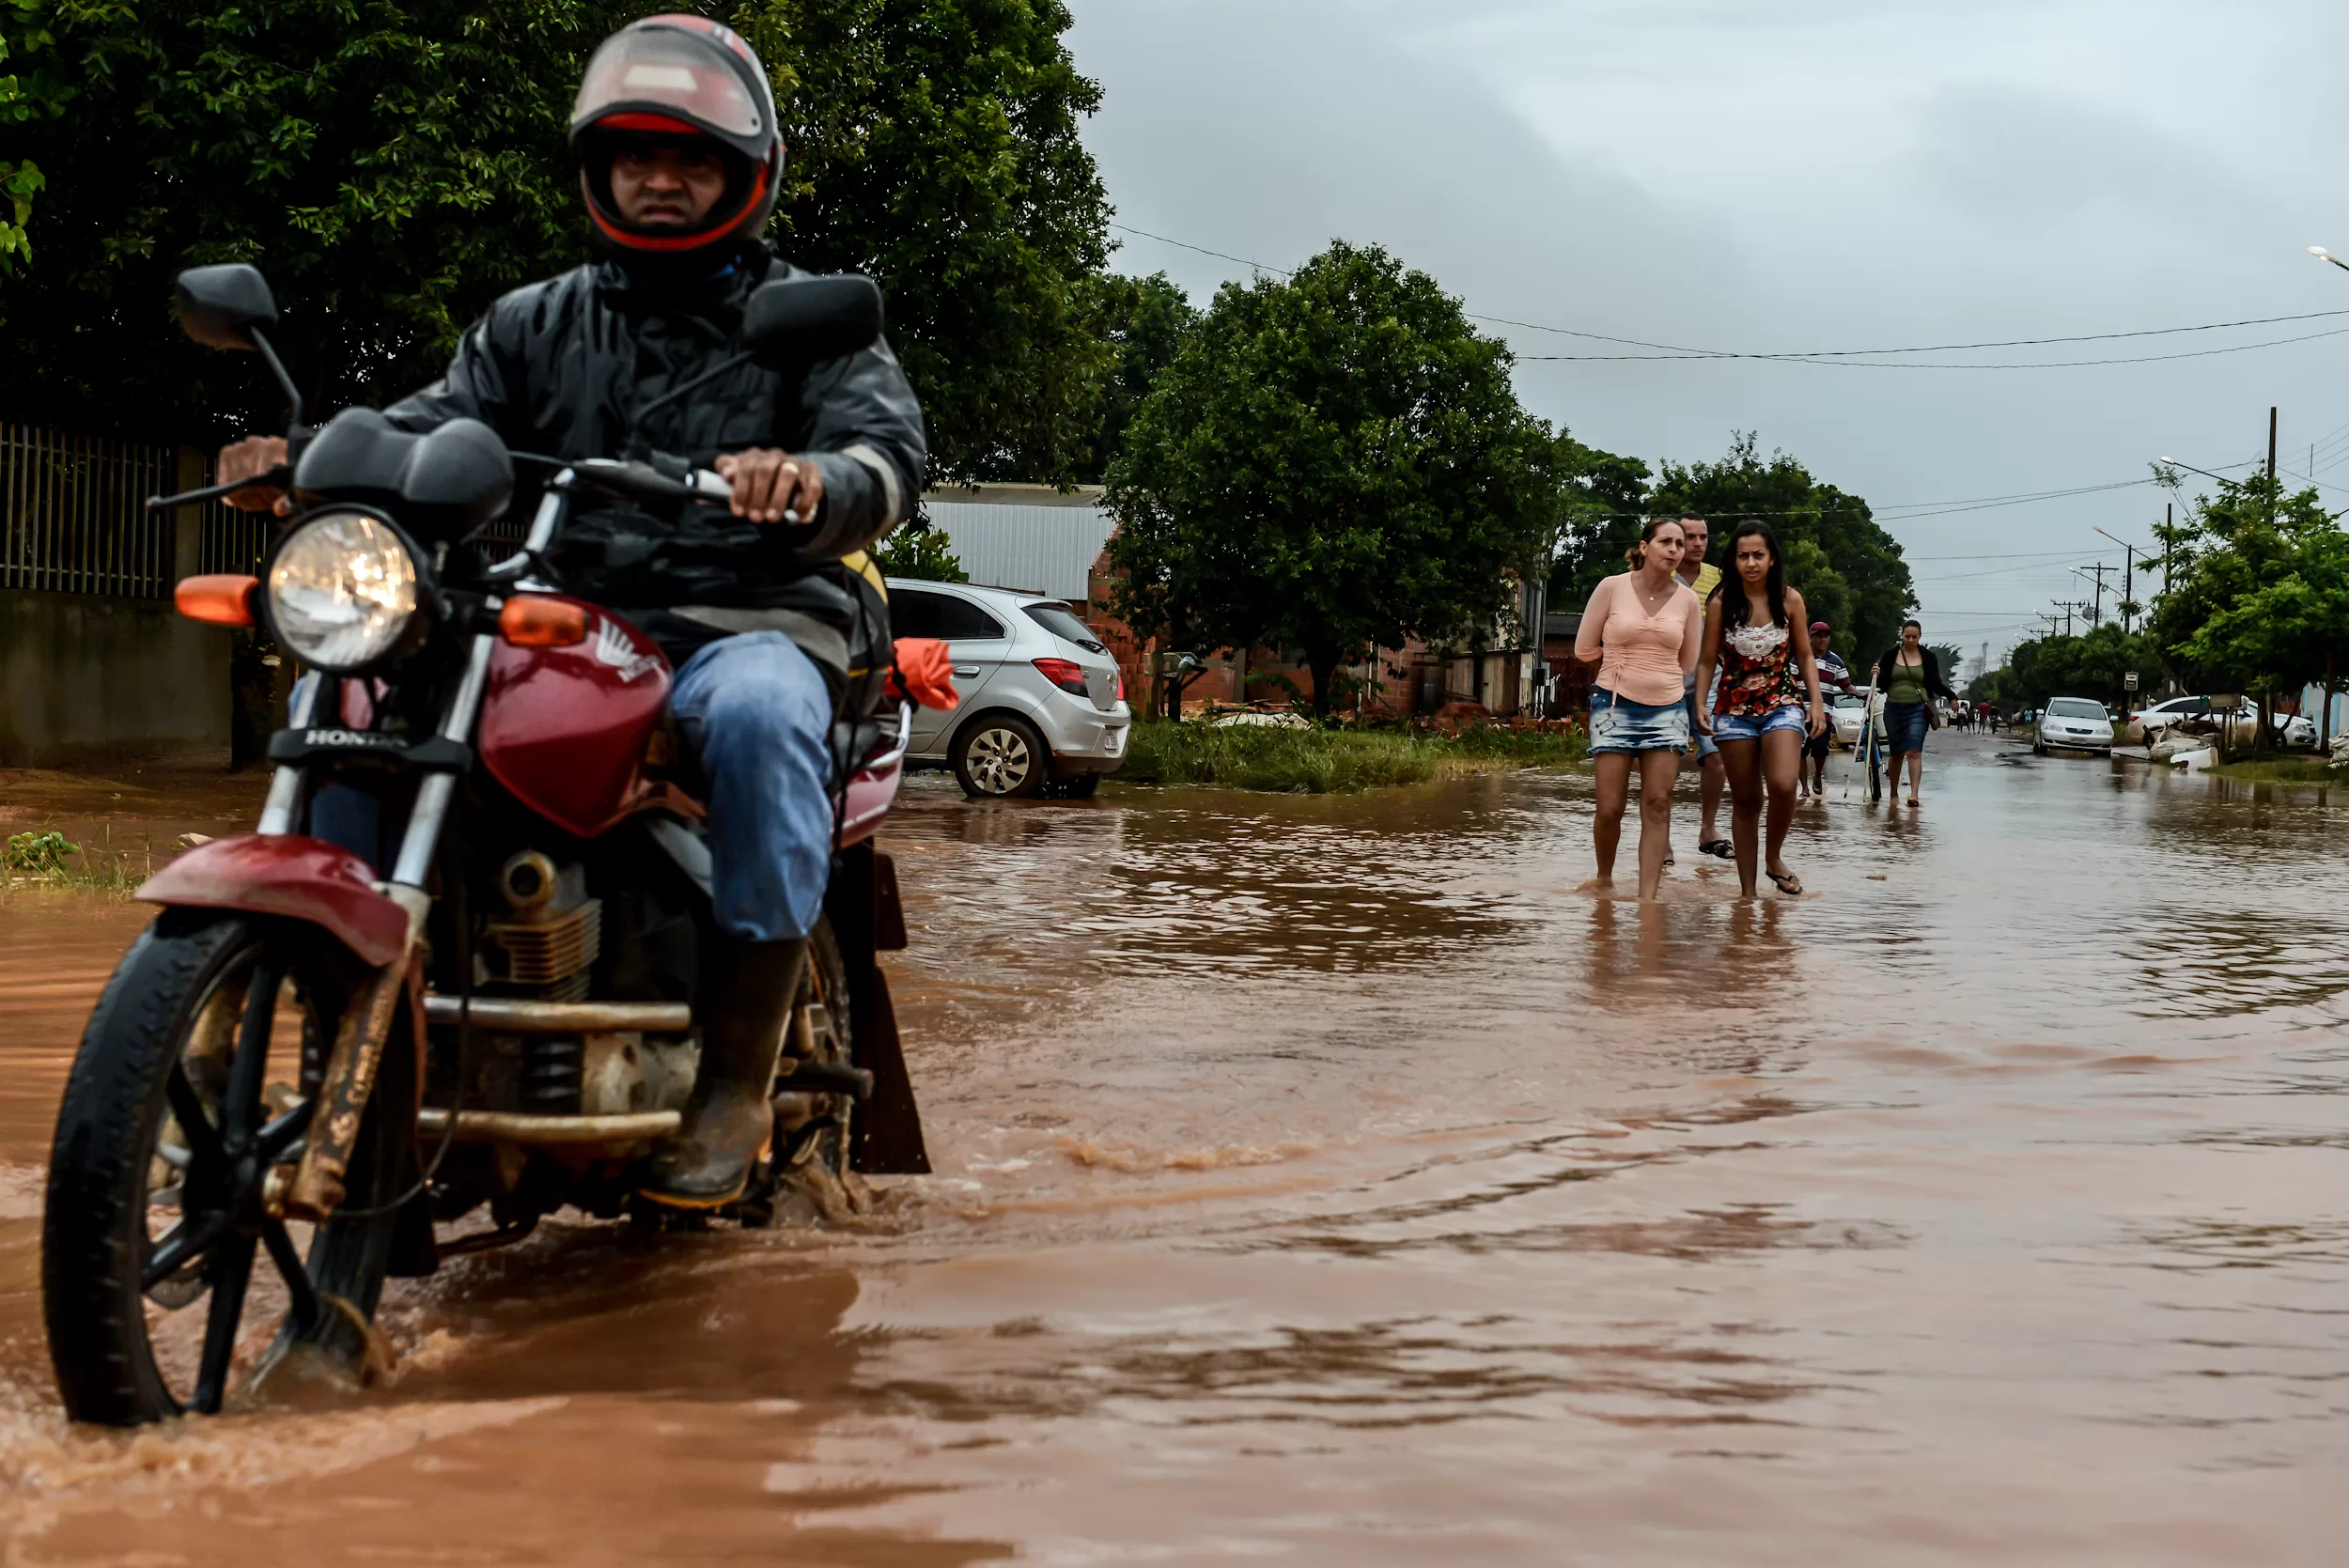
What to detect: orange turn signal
<box><xmin>498</xmin><ymin>596</ymin><xmax>590</xmax><ymax>647</ymax></box>
<box><xmin>175</xmin><ymin>574</ymin><xmax>257</xmax><ymax>627</ymax></box>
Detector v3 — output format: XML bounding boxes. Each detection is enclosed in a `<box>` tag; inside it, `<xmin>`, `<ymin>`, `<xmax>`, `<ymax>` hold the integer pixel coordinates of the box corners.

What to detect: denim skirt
<box><xmin>1884</xmin><ymin>700</ymin><xmax>1931</xmax><ymax>753</ymax></box>
<box><xmin>1590</xmin><ymin>687</ymin><xmax>1691</xmax><ymax>754</ymax></box>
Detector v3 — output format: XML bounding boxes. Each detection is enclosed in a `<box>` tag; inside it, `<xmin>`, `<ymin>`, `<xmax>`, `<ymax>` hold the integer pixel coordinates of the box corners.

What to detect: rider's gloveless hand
<box><xmin>218</xmin><ymin>434</ymin><xmax>292</xmax><ymax>515</ymax></box>
<box><xmin>715</xmin><ymin>448</ymin><xmax>823</xmax><ymax>525</ymax></box>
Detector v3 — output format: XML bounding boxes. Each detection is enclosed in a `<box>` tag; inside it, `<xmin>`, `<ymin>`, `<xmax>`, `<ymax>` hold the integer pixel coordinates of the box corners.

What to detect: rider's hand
<box><xmin>219</xmin><ymin>435</ymin><xmax>291</xmax><ymax>515</ymax></box>
<box><xmin>715</xmin><ymin>447</ymin><xmax>823</xmax><ymax>525</ymax></box>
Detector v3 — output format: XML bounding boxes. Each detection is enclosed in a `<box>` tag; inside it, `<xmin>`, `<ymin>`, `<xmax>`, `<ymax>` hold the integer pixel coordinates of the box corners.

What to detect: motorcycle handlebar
<box><xmin>566</xmin><ymin>458</ymin><xmax>733</xmax><ymax>508</ymax></box>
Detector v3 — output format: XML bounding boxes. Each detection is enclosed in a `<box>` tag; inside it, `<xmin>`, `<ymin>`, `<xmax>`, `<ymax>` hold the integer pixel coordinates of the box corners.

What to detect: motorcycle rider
<box><xmin>215</xmin><ymin>14</ymin><xmax>927</xmax><ymax>1209</ymax></box>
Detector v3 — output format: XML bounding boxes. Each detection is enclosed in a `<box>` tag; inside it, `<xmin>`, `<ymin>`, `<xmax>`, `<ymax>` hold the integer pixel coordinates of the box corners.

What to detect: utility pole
<box><xmin>2119</xmin><ymin>542</ymin><xmax>2136</xmax><ymax>632</ymax></box>
<box><xmin>2079</xmin><ymin>563</ymin><xmax>2112</xmax><ymax>625</ymax></box>
<box><xmin>2163</xmin><ymin>503</ymin><xmax>2173</xmax><ymax>596</ymax></box>
<box><xmin>2269</xmin><ymin>406</ymin><xmax>2279</xmax><ymax>483</ymax></box>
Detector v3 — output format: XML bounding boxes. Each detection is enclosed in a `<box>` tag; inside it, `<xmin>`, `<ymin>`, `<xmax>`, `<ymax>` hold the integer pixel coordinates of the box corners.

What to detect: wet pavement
<box><xmin>0</xmin><ymin>733</ymin><xmax>2341</xmax><ymax>1563</ymax></box>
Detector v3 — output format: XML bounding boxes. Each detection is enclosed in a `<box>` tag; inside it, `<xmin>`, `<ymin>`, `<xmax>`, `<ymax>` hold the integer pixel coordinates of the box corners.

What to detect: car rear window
<box><xmin>1022</xmin><ymin>602</ymin><xmax>1106</xmax><ymax>653</ymax></box>
<box><xmin>2048</xmin><ymin>698</ymin><xmax>2106</xmax><ymax>719</ymax></box>
<box><xmin>891</xmin><ymin>588</ymin><xmax>1005</xmax><ymax>641</ymax></box>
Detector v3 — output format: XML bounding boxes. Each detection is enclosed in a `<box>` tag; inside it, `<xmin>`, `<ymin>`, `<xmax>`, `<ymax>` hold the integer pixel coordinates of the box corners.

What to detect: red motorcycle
<box><xmin>40</xmin><ymin>264</ymin><xmax>936</xmax><ymax>1425</ymax></box>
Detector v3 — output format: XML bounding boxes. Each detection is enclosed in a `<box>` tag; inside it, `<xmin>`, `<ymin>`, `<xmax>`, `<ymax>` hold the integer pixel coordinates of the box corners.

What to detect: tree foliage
<box><xmin>1648</xmin><ymin>432</ymin><xmax>1915</xmax><ymax>661</ymax></box>
<box><xmin>1994</xmin><ymin>624</ymin><xmax>2167</xmax><ymax>710</ymax></box>
<box><xmin>1543</xmin><ymin>432</ymin><xmax>1654</xmax><ymax>605</ymax></box>
<box><xmin>1068</xmin><ymin>271</ymin><xmax>1195</xmax><ymax>481</ymax></box>
<box><xmin>0</xmin><ymin>0</ymin><xmax>1113</xmax><ymax>481</ymax></box>
<box><xmin>1104</xmin><ymin>241</ymin><xmax>1560</xmax><ymax>714</ymax></box>
<box><xmin>871</xmin><ymin>517</ymin><xmax>969</xmax><ymax>582</ymax></box>
<box><xmin>2152</xmin><ymin>473</ymin><xmax>2349</xmax><ymax>708</ymax></box>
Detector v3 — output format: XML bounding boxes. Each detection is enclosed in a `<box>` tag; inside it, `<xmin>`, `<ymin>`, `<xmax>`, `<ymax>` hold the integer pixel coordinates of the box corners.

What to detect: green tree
<box><xmin>2151</xmin><ymin>472</ymin><xmax>2347</xmax><ymax>743</ymax></box>
<box><xmin>0</xmin><ymin>0</ymin><xmax>68</xmax><ymax>274</ymax></box>
<box><xmin>1067</xmin><ymin>271</ymin><xmax>1196</xmax><ymax>481</ymax></box>
<box><xmin>1104</xmin><ymin>241</ymin><xmax>1560</xmax><ymax>715</ymax></box>
<box><xmin>870</xmin><ymin>517</ymin><xmax>969</xmax><ymax>582</ymax></box>
<box><xmin>1544</xmin><ymin>430</ymin><xmax>1654</xmax><ymax>606</ymax></box>
<box><xmin>1649</xmin><ymin>432</ymin><xmax>1915</xmax><ymax>659</ymax></box>
<box><xmin>0</xmin><ymin>0</ymin><xmax>1114</xmax><ymax>480</ymax></box>
<box><xmin>2002</xmin><ymin>624</ymin><xmax>2168</xmax><ymax>710</ymax></box>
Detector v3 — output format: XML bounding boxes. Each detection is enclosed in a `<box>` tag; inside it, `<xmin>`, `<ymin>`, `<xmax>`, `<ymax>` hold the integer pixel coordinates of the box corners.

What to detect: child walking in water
<box><xmin>1694</xmin><ymin>520</ymin><xmax>1826</xmax><ymax>897</ymax></box>
<box><xmin>1575</xmin><ymin>519</ymin><xmax>1703</xmax><ymax>900</ymax></box>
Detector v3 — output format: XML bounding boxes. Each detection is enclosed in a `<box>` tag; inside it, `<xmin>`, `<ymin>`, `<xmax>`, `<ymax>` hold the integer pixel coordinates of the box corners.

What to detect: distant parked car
<box><xmin>2035</xmin><ymin>696</ymin><xmax>2115</xmax><ymax>754</ymax></box>
<box><xmin>885</xmin><ymin>579</ymin><xmax>1133</xmax><ymax>798</ymax></box>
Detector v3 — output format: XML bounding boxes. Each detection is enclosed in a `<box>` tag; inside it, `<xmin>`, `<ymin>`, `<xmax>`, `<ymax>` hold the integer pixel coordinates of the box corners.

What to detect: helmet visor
<box><xmin>573</xmin><ymin>27</ymin><xmax>765</xmax><ymax>139</ymax></box>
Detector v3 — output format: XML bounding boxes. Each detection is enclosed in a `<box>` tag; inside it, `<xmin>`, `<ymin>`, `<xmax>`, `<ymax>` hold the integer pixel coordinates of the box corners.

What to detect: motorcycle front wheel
<box><xmin>42</xmin><ymin>909</ymin><xmax>409</xmax><ymax>1425</ymax></box>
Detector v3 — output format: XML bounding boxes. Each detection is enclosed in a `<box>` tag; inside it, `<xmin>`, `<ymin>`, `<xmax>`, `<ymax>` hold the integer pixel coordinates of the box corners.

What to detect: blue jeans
<box><xmin>670</xmin><ymin>631</ymin><xmax>836</xmax><ymax>942</ymax></box>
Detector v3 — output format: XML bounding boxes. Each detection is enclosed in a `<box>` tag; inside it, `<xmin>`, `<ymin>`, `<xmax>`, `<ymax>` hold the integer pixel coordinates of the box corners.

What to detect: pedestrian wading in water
<box><xmin>1875</xmin><ymin>619</ymin><xmax>1953</xmax><ymax>807</ymax></box>
<box><xmin>1575</xmin><ymin>517</ymin><xmax>1703</xmax><ymax>900</ymax></box>
<box><xmin>1694</xmin><ymin>520</ymin><xmax>1826</xmax><ymax>897</ymax></box>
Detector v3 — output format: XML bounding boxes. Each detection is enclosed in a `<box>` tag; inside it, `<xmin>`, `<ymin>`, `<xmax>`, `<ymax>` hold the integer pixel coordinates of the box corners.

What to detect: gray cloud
<box><xmin>1070</xmin><ymin>0</ymin><xmax>2349</xmax><ymax>654</ymax></box>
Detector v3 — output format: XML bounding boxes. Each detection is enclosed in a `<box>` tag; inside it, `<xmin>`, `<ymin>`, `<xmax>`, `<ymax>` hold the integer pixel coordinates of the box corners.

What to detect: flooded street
<box><xmin>0</xmin><ymin>736</ymin><xmax>2342</xmax><ymax>1563</ymax></box>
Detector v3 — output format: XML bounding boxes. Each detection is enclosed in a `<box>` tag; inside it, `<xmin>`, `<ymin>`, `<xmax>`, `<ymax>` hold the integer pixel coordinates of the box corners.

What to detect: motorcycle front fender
<box><xmin>137</xmin><ymin>832</ymin><xmax>410</xmax><ymax>968</ymax></box>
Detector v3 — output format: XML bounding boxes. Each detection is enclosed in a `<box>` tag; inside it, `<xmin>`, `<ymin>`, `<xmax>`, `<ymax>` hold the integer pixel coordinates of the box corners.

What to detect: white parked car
<box><xmin>2035</xmin><ymin>696</ymin><xmax>2115</xmax><ymax>754</ymax></box>
<box><xmin>884</xmin><ymin>579</ymin><xmax>1133</xmax><ymax>798</ymax></box>
<box><xmin>1828</xmin><ymin>692</ymin><xmax>1873</xmax><ymax>748</ymax></box>
<box><xmin>2134</xmin><ymin>694</ymin><xmax>2315</xmax><ymax>749</ymax></box>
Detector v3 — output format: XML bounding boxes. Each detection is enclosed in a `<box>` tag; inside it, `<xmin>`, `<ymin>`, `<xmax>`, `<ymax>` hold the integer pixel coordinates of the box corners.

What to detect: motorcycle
<box><xmin>40</xmin><ymin>263</ymin><xmax>937</xmax><ymax>1425</ymax></box>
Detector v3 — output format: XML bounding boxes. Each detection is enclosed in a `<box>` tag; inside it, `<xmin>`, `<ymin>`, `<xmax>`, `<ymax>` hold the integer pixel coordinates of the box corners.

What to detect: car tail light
<box><xmin>1115</xmin><ymin>666</ymin><xmax>1126</xmax><ymax>702</ymax></box>
<box><xmin>1033</xmin><ymin>657</ymin><xmax>1089</xmax><ymax>696</ymax></box>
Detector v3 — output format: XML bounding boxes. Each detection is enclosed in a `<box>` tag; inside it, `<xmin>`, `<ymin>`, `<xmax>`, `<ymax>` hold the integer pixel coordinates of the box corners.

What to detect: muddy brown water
<box><xmin>0</xmin><ymin>737</ymin><xmax>2341</xmax><ymax>1563</ymax></box>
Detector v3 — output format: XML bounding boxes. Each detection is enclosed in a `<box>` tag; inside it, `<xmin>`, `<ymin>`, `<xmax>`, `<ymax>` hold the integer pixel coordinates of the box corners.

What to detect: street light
<box><xmin>2311</xmin><ymin>246</ymin><xmax>2349</xmax><ymax>274</ymax></box>
<box><xmin>2157</xmin><ymin>457</ymin><xmax>2238</xmax><ymax>486</ymax></box>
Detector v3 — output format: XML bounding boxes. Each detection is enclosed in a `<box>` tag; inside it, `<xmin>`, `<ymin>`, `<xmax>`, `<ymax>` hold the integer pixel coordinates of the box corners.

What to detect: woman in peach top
<box><xmin>1573</xmin><ymin>518</ymin><xmax>1703</xmax><ymax>899</ymax></box>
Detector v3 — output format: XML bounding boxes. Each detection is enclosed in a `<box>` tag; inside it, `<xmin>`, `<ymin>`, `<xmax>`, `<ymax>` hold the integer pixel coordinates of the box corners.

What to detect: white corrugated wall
<box><xmin>922</xmin><ymin>503</ymin><xmax>1113</xmax><ymax>601</ymax></box>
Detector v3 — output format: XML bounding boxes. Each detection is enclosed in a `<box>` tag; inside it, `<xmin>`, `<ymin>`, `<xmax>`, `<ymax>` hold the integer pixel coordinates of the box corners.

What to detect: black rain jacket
<box><xmin>386</xmin><ymin>245</ymin><xmax>926</xmax><ymax>685</ymax></box>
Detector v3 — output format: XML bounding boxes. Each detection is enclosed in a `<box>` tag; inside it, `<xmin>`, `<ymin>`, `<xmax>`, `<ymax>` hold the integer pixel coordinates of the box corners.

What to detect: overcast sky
<box><xmin>1066</xmin><ymin>0</ymin><xmax>2349</xmax><ymax>665</ymax></box>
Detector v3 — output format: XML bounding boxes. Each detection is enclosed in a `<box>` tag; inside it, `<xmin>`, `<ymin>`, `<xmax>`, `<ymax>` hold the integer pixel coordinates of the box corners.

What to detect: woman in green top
<box><xmin>1872</xmin><ymin>619</ymin><xmax>1953</xmax><ymax>806</ymax></box>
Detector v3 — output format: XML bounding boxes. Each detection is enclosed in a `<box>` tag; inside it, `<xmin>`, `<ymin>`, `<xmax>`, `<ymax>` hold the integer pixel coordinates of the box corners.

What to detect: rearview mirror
<box><xmin>176</xmin><ymin>265</ymin><xmax>280</xmax><ymax>350</ymax></box>
<box><xmin>743</xmin><ymin>273</ymin><xmax>884</xmax><ymax>367</ymax></box>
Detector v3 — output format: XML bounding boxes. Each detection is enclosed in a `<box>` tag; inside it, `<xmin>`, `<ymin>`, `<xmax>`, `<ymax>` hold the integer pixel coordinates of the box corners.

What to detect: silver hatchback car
<box><xmin>884</xmin><ymin>578</ymin><xmax>1133</xmax><ymax>798</ymax></box>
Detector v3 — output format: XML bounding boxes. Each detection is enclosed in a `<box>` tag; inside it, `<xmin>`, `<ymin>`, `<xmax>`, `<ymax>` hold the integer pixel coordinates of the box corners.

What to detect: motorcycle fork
<box><xmin>279</xmin><ymin>633</ymin><xmax>498</xmax><ymax>1220</ymax></box>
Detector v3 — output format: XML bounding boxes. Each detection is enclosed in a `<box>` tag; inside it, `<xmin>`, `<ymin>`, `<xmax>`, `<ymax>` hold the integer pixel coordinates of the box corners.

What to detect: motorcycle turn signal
<box><xmin>173</xmin><ymin>574</ymin><xmax>258</xmax><ymax>627</ymax></box>
<box><xmin>498</xmin><ymin>596</ymin><xmax>591</xmax><ymax>647</ymax></box>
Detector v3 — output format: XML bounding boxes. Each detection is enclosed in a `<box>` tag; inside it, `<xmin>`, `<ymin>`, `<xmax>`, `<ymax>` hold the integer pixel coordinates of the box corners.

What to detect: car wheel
<box><xmin>952</xmin><ymin>714</ymin><xmax>1048</xmax><ymax>799</ymax></box>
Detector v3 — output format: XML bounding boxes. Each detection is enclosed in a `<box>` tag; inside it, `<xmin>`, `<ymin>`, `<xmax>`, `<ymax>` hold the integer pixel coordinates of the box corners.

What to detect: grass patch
<box><xmin>2203</xmin><ymin>755</ymin><xmax>2342</xmax><ymax>785</ymax></box>
<box><xmin>0</xmin><ymin>827</ymin><xmax>155</xmax><ymax>893</ymax></box>
<box><xmin>1115</xmin><ymin>718</ymin><xmax>1587</xmax><ymax>793</ymax></box>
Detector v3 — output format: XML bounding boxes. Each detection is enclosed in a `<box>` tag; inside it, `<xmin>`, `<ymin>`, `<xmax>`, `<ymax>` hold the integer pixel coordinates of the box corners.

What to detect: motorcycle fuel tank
<box><xmin>478</xmin><ymin>600</ymin><xmax>673</xmax><ymax>838</ymax></box>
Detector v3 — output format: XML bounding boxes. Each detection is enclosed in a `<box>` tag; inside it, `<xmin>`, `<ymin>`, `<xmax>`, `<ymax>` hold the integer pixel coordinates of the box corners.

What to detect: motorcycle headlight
<box><xmin>266</xmin><ymin>511</ymin><xmax>421</xmax><ymax>671</ymax></box>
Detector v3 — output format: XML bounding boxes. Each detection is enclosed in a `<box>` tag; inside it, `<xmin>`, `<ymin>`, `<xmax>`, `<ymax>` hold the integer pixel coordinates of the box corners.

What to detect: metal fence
<box><xmin>1</xmin><ymin>423</ymin><xmax>257</xmax><ymax>598</ymax></box>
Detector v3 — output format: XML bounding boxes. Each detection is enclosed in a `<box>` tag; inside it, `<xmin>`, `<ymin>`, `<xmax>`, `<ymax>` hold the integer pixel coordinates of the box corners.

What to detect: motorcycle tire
<box><xmin>951</xmin><ymin>714</ymin><xmax>1049</xmax><ymax>799</ymax></box>
<box><xmin>42</xmin><ymin>909</ymin><xmax>409</xmax><ymax>1425</ymax></box>
<box><xmin>738</xmin><ymin>915</ymin><xmax>860</xmax><ymax>1227</ymax></box>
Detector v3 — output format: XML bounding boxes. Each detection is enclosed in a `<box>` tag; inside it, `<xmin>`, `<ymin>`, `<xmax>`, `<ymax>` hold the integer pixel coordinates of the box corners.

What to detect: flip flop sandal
<box><xmin>1698</xmin><ymin>839</ymin><xmax>1734</xmax><ymax>859</ymax></box>
<box><xmin>1768</xmin><ymin>870</ymin><xmax>1803</xmax><ymax>896</ymax></box>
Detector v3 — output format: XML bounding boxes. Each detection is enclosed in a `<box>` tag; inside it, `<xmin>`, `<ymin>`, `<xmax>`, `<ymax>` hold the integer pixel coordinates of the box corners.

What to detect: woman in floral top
<box><xmin>1693</xmin><ymin>520</ymin><xmax>1827</xmax><ymax>896</ymax></box>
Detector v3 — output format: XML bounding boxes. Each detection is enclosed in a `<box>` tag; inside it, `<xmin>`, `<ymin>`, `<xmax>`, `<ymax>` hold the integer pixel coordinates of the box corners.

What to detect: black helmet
<box><xmin>569</xmin><ymin>15</ymin><xmax>783</xmax><ymax>271</ymax></box>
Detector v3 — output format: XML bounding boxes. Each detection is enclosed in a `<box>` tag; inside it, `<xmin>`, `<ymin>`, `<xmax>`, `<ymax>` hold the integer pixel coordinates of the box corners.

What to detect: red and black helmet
<box><xmin>569</xmin><ymin>15</ymin><xmax>784</xmax><ymax>267</ymax></box>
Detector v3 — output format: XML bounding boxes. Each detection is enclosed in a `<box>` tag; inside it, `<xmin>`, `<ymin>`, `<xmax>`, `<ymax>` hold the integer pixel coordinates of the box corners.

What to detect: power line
<box><xmin>1518</xmin><ymin>323</ymin><xmax>2349</xmax><ymax>370</ymax></box>
<box><xmin>1109</xmin><ymin>221</ymin><xmax>2349</xmax><ymax>368</ymax></box>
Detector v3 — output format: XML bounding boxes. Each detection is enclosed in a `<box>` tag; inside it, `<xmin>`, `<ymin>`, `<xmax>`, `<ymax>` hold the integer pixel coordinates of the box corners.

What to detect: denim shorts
<box><xmin>1590</xmin><ymin>688</ymin><xmax>1691</xmax><ymax>754</ymax></box>
<box><xmin>1884</xmin><ymin>700</ymin><xmax>1930</xmax><ymax>753</ymax></box>
<box><xmin>1712</xmin><ymin>705</ymin><xmax>1807</xmax><ymax>743</ymax></box>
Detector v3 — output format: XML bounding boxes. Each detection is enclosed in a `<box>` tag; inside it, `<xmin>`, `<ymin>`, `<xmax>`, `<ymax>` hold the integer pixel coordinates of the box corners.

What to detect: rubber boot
<box><xmin>640</xmin><ymin>935</ymin><xmax>809</xmax><ymax>1209</ymax></box>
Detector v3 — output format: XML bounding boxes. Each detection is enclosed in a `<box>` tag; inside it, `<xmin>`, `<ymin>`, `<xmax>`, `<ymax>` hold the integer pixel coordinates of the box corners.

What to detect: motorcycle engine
<box><xmin>486</xmin><ymin>851</ymin><xmax>600</xmax><ymax>1001</ymax></box>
